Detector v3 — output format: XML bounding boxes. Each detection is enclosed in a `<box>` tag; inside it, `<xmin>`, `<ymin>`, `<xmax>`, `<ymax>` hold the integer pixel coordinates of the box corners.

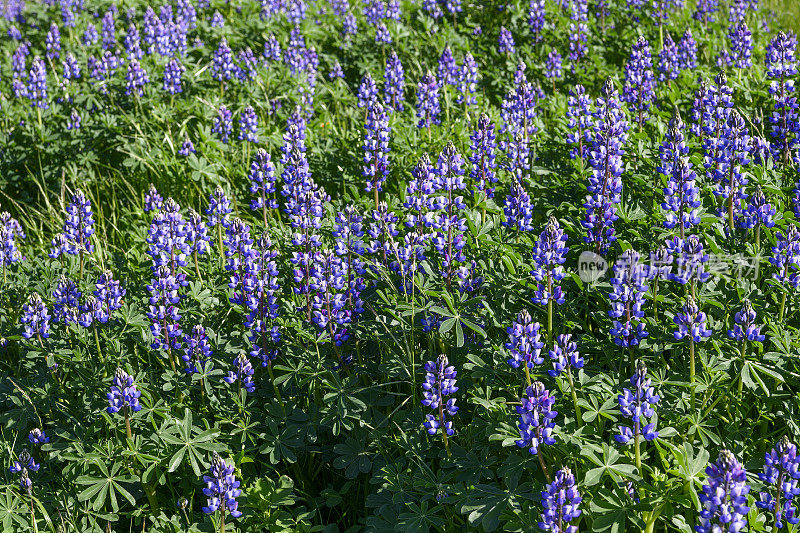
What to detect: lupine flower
<box><xmin>84</xmin><ymin>23</ymin><xmax>98</xmax><ymax>46</ymax></box>
<box><xmin>583</xmin><ymin>79</ymin><xmax>629</xmax><ymax>252</ymax></box>
<box><xmin>700</xmin><ymin>73</ymin><xmax>734</xmax><ymax>174</ymax></box>
<box><xmin>0</xmin><ymin>212</ymin><xmax>23</xmax><ymax>269</ymax></box>
<box><xmin>693</xmin><ymin>0</ymin><xmax>718</xmax><ymax>25</ymax></box>
<box><xmin>416</xmin><ymin>71</ymin><xmax>441</xmax><ymax>129</ymax></box>
<box><xmin>384</xmin><ymin>51</ymin><xmax>405</xmax><ymax>111</ymax></box>
<box><xmin>615</xmin><ymin>363</ymin><xmax>659</xmax><ymax>444</ymax></box>
<box><xmin>566</xmin><ymin>84</ymin><xmax>593</xmax><ymax>159</ymax></box>
<box><xmin>660</xmin><ymin>113</ymin><xmax>701</xmax><ymax>236</ymax></box>
<box><xmin>146</xmin><ymin>265</ymin><xmax>184</xmax><ymax>360</ymax></box>
<box><xmin>64</xmin><ymin>191</ymin><xmax>94</xmax><ymax>255</ymax></box>
<box><xmin>223</xmin><ymin>353</ymin><xmax>255</xmax><ymax>393</ymax></box>
<box><xmin>211</xmin><ymin>38</ymin><xmax>236</xmax><ymax>82</ymax></box>
<box><xmin>658</xmin><ymin>33</ymin><xmax>680</xmax><ymax>83</ymax></box>
<box><xmin>247</xmin><ymin>234</ymin><xmax>281</xmax><ymax>365</ymax></box>
<box><xmin>756</xmin><ymin>436</ymin><xmax>800</xmax><ymax>529</ymax></box>
<box><xmin>27</xmin><ymin>57</ymin><xmax>49</xmax><ymax>109</ymax></box>
<box><xmin>697</xmin><ymin>450</ymin><xmax>750</xmax><ymax>533</ymax></box>
<box><xmin>728</xmin><ymin>21</ymin><xmax>753</xmax><ymax>69</ymax></box>
<box><xmin>49</xmin><ymin>234</ymin><xmax>67</xmax><ymax>259</ymax></box>
<box><xmin>728</xmin><ymin>300</ymin><xmax>765</xmax><ymax>342</ymax></box>
<box><xmin>224</xmin><ymin>218</ymin><xmax>256</xmax><ymax>310</ymax></box>
<box><xmin>539</xmin><ymin>467</ymin><xmax>582</xmax><ymax>532</ymax></box>
<box><xmin>144</xmin><ymin>184</ymin><xmax>164</xmax><ymax>213</ymax></box>
<box><xmin>608</xmin><ymin>250</ymin><xmax>648</xmax><ymax>347</ymax></box>
<box><xmin>548</xmin><ymin>334</ymin><xmax>583</xmax><ymax>377</ymax></box>
<box><xmin>238</xmin><ymin>106</ymin><xmax>259</xmax><ymax>142</ymax></box>
<box><xmin>207</xmin><ymin>186</ymin><xmax>233</xmax><ymax>231</ymax></box>
<box><xmin>469</xmin><ymin>114</ymin><xmax>498</xmax><ymax>199</ymax></box>
<box><xmin>532</xmin><ymin>216</ymin><xmax>569</xmax><ymax>306</ymax></box>
<box><xmin>263</xmin><ymin>34</ymin><xmax>282</xmax><ymax>62</ymax></box>
<box><xmin>506</xmin><ymin>309</ymin><xmax>544</xmax><ymax>370</ymax></box>
<box><xmin>498</xmin><ymin>26</ymin><xmax>515</xmax><ymax>55</ymax></box>
<box><xmin>771</xmin><ymin>224</ymin><xmax>800</xmax><ymax>288</ymax></box>
<box><xmin>431</xmin><ymin>143</ymin><xmax>467</xmax><ymax>285</ymax></box>
<box><xmin>124</xmin><ymin>23</ymin><xmax>143</xmax><ymax>60</ymax></box>
<box><xmin>568</xmin><ymin>0</ymin><xmax>588</xmax><ymax>64</ymax></box>
<box><xmin>147</xmin><ymin>199</ymin><xmax>191</xmax><ymax>273</ymax></box>
<box><xmin>236</xmin><ymin>48</ymin><xmax>259</xmax><ymax>82</ymax></box>
<box><xmin>437</xmin><ymin>47</ymin><xmax>458</xmax><ymax>87</ymax></box>
<box><xmin>28</xmin><ymin>428</ymin><xmax>49</xmax><ymax>445</ymax></box>
<box><xmin>107</xmin><ymin>368</ymin><xmax>142</xmax><ymax>414</ymax></box>
<box><xmin>678</xmin><ymin>29</ymin><xmax>698</xmax><ymax>70</ymax></box>
<box><xmin>62</xmin><ymin>53</ymin><xmax>81</xmax><ymax>82</ymax></box>
<box><xmin>375</xmin><ymin>22</ymin><xmax>391</xmax><ymax>44</ymax></box>
<box><xmin>21</xmin><ymin>294</ymin><xmax>50</xmax><ymax>340</ymax></box>
<box><xmin>94</xmin><ymin>270</ymin><xmax>125</xmax><ymax>323</ymax></box>
<box><xmin>673</xmin><ymin>296</ymin><xmax>713</xmax><ymax>342</ymax></box>
<box><xmin>53</xmin><ymin>276</ymin><xmax>81</xmax><ymax>325</ymax></box>
<box><xmin>310</xmin><ymin>250</ymin><xmax>350</xmax><ymax>346</ymax></box>
<box><xmin>423</xmin><ymin>0</ymin><xmax>443</xmax><ymax>19</ymax></box>
<box><xmin>363</xmin><ymin>102</ymin><xmax>391</xmax><ymax>194</ymax></box>
<box><xmin>765</xmin><ymin>32</ymin><xmax>799</xmax><ymax>163</ymax></box>
<box><xmin>515</xmin><ymin>382</ymin><xmax>557</xmax><ymax>455</ymax></box>
<box><xmin>457</xmin><ymin>53</ymin><xmax>478</xmax><ymax>107</ymax></box>
<box><xmin>212</xmin><ymin>105</ymin><xmax>233</xmax><ymax>143</ymax></box>
<box><xmin>666</xmin><ymin>234</ymin><xmax>711</xmax><ymax>286</ymax></box>
<box><xmin>10</xmin><ymin>449</ymin><xmax>39</xmax><ymax>492</ymax></box>
<box><xmin>183</xmin><ymin>324</ymin><xmax>212</xmax><ymax>373</ymax></box>
<box><xmin>178</xmin><ymin>137</ymin><xmax>195</xmax><ymax>156</ymax></box>
<box><xmin>358</xmin><ymin>72</ymin><xmax>378</xmax><ymax>109</ymax></box>
<box><xmin>101</xmin><ymin>9</ymin><xmax>116</xmax><ymax>50</ymax></box>
<box><xmin>366</xmin><ymin>201</ymin><xmax>399</xmax><ymax>267</ymax></box>
<box><xmin>201</xmin><ymin>453</ymin><xmax>243</xmax><ymax>519</ymax></box>
<box><xmin>739</xmin><ymin>187</ymin><xmax>776</xmax><ymax>231</ymax></box>
<box><xmin>249</xmin><ymin>149</ymin><xmax>278</xmax><ymax>221</ymax></box>
<box><xmin>125</xmin><ymin>59</ymin><xmax>149</xmax><ymax>96</ymax></box>
<box><xmin>529</xmin><ymin>0</ymin><xmax>545</xmax><ymax>41</ymax></box>
<box><xmin>622</xmin><ymin>37</ymin><xmax>656</xmax><ymax>128</ymax></box>
<box><xmin>186</xmin><ymin>209</ymin><xmax>210</xmax><ymax>258</ymax></box>
<box><xmin>162</xmin><ymin>58</ymin><xmax>185</xmax><ymax>94</ymax></box>
<box><xmin>329</xmin><ymin>61</ymin><xmax>344</xmax><ymax>79</ymax></box>
<box><xmin>502</xmin><ymin>158</ymin><xmax>535</xmax><ymax>233</ymax></box>
<box><xmin>544</xmin><ymin>51</ymin><xmax>563</xmax><ymax>89</ymax></box>
<box><xmin>46</xmin><ymin>24</ymin><xmax>61</xmax><ymax>60</ymax></box>
<box><xmin>421</xmin><ymin>354</ymin><xmax>459</xmax><ymax>436</ymax></box>
<box><xmin>67</xmin><ymin>109</ymin><xmax>81</xmax><ymax>130</ymax></box>
<box><xmin>714</xmin><ymin>111</ymin><xmax>752</xmax><ymax>228</ymax></box>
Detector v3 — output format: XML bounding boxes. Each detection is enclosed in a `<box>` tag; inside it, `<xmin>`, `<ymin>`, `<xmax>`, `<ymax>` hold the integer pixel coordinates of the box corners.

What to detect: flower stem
<box><xmin>737</xmin><ymin>341</ymin><xmax>747</xmax><ymax>397</ymax></box>
<box><xmin>689</xmin><ymin>338</ymin><xmax>696</xmax><ymax>411</ymax></box>
<box><xmin>537</xmin><ymin>449</ymin><xmax>551</xmax><ymax>483</ymax></box>
<box><xmin>267</xmin><ymin>362</ymin><xmax>286</xmax><ymax>417</ymax></box>
<box><xmin>567</xmin><ymin>370</ymin><xmax>583</xmax><ymax>427</ymax></box>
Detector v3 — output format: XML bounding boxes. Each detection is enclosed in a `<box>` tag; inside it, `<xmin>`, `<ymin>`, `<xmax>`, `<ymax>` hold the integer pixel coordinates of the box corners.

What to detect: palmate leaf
<box><xmin>582</xmin><ymin>443</ymin><xmax>640</xmax><ymax>486</ymax></box>
<box><xmin>0</xmin><ymin>488</ymin><xmax>28</xmax><ymax>532</ymax></box>
<box><xmin>159</xmin><ymin>408</ymin><xmax>224</xmax><ymax>476</ymax></box>
<box><xmin>460</xmin><ymin>483</ymin><xmax>535</xmax><ymax>532</ymax></box>
<box><xmin>76</xmin><ymin>460</ymin><xmax>138</xmax><ymax>512</ymax></box>
<box><xmin>396</xmin><ymin>501</ymin><xmax>446</xmax><ymax>533</ymax></box>
<box><xmin>589</xmin><ymin>487</ymin><xmax>644</xmax><ymax>533</ymax></box>
<box><xmin>259</xmin><ymin>419</ymin><xmax>304</xmax><ymax>464</ymax></box>
<box><xmin>333</xmin><ymin>436</ymin><xmax>373</xmax><ymax>479</ymax></box>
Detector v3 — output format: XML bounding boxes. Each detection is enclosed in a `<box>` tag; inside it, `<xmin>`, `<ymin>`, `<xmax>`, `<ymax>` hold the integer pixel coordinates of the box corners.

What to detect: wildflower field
<box><xmin>2</xmin><ymin>0</ymin><xmax>800</xmax><ymax>531</ymax></box>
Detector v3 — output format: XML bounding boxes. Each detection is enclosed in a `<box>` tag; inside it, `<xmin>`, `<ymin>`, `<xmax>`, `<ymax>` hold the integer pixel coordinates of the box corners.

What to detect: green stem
<box><xmin>737</xmin><ymin>341</ymin><xmax>747</xmax><ymax>397</ymax></box>
<box><xmin>779</xmin><ymin>291</ymin><xmax>787</xmax><ymax>322</ymax></box>
<box><xmin>689</xmin><ymin>338</ymin><xmax>696</xmax><ymax>411</ymax></box>
<box><xmin>567</xmin><ymin>370</ymin><xmax>583</xmax><ymax>427</ymax></box>
<box><xmin>537</xmin><ymin>449</ymin><xmax>551</xmax><ymax>482</ymax></box>
<box><xmin>267</xmin><ymin>363</ymin><xmax>286</xmax><ymax>417</ymax></box>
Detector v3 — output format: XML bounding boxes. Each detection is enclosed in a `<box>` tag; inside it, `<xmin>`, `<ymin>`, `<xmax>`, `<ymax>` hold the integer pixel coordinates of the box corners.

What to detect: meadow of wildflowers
<box><xmin>1</xmin><ymin>0</ymin><xmax>800</xmax><ymax>531</ymax></box>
